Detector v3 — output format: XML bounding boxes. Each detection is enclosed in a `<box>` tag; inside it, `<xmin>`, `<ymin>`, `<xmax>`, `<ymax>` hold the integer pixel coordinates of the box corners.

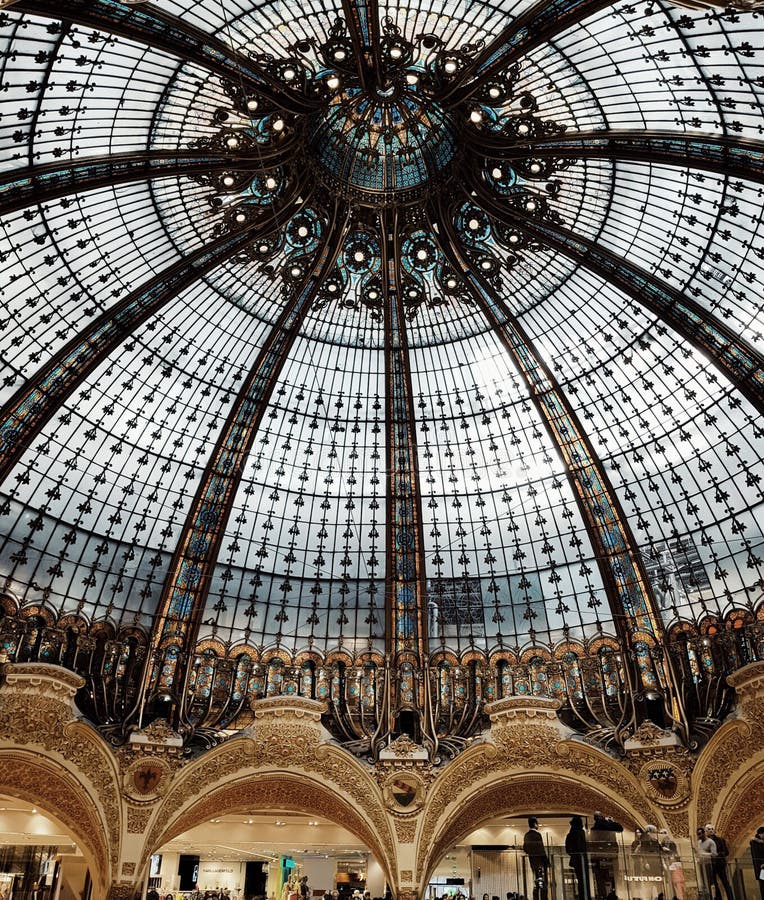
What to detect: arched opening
<box><xmin>0</xmin><ymin>753</ymin><xmax>109</xmax><ymax>900</ymax></box>
<box><xmin>422</xmin><ymin>778</ymin><xmax>652</xmax><ymax>900</ymax></box>
<box><xmin>146</xmin><ymin>775</ymin><xmax>393</xmax><ymax>900</ymax></box>
<box><xmin>148</xmin><ymin>812</ymin><xmax>383</xmax><ymax>900</ymax></box>
<box><xmin>0</xmin><ymin>794</ymin><xmax>96</xmax><ymax>900</ymax></box>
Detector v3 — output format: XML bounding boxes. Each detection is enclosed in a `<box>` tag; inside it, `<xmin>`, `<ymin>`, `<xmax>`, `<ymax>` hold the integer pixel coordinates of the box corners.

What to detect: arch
<box><xmin>553</xmin><ymin>640</ymin><xmax>586</xmax><ymax>660</ymax></box>
<box><xmin>725</xmin><ymin>609</ymin><xmax>754</xmax><ymax>629</ymax></box>
<box><xmin>146</xmin><ymin>771</ymin><xmax>395</xmax><ymax>888</ymax></box>
<box><xmin>18</xmin><ymin>605</ymin><xmax>56</xmax><ymax>626</ymax></box>
<box><xmin>0</xmin><ymin>592</ymin><xmax>20</xmax><ymax>616</ymax></box>
<box><xmin>699</xmin><ymin>615</ymin><xmax>724</xmax><ymax>636</ymax></box>
<box><xmin>0</xmin><ymin>751</ymin><xmax>109</xmax><ymax>898</ymax></box>
<box><xmin>460</xmin><ymin>648</ymin><xmax>488</xmax><ymax>666</ymax></box>
<box><xmin>667</xmin><ymin>621</ymin><xmax>699</xmax><ymax>640</ymax></box>
<box><xmin>89</xmin><ymin>619</ymin><xmax>117</xmax><ymax>641</ymax></box>
<box><xmin>229</xmin><ymin>643</ymin><xmax>260</xmax><ymax>662</ymax></box>
<box><xmin>116</xmin><ymin>624</ymin><xmax>149</xmax><ymax>644</ymax></box>
<box><xmin>429</xmin><ymin>649</ymin><xmax>460</xmax><ymax>667</ymax></box>
<box><xmin>195</xmin><ymin>638</ymin><xmax>226</xmax><ymax>656</ymax></box>
<box><xmin>324</xmin><ymin>649</ymin><xmax>356</xmax><ymax>667</ymax></box>
<box><xmin>57</xmin><ymin>613</ymin><xmax>90</xmax><ymax>632</ymax></box>
<box><xmin>421</xmin><ymin>773</ymin><xmax>643</xmax><ymax>888</ymax></box>
<box><xmin>586</xmin><ymin>636</ymin><xmax>621</xmax><ymax>655</ymax></box>
<box><xmin>713</xmin><ymin>757</ymin><xmax>764</xmax><ymax>856</ymax></box>
<box><xmin>488</xmin><ymin>649</ymin><xmax>519</xmax><ymax>666</ymax></box>
<box><xmin>294</xmin><ymin>648</ymin><xmax>327</xmax><ymax>667</ymax></box>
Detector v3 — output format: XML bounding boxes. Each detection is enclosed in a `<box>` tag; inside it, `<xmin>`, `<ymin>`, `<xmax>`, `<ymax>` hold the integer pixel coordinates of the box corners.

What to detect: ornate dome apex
<box><xmin>308</xmin><ymin>83</ymin><xmax>458</xmax><ymax>205</ymax></box>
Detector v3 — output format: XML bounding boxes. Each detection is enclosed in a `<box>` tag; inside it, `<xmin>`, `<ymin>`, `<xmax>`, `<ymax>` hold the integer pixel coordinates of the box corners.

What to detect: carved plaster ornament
<box><xmin>624</xmin><ymin>720</ymin><xmax>682</xmax><ymax>751</ymax></box>
<box><xmin>129</xmin><ymin>718</ymin><xmax>183</xmax><ymax>749</ymax></box>
<box><xmin>381</xmin><ymin>735</ymin><xmax>428</xmax><ymax>760</ymax></box>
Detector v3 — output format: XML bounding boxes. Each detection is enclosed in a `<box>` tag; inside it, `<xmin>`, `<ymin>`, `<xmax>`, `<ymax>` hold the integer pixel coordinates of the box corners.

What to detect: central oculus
<box><xmin>309</xmin><ymin>83</ymin><xmax>458</xmax><ymax>206</ymax></box>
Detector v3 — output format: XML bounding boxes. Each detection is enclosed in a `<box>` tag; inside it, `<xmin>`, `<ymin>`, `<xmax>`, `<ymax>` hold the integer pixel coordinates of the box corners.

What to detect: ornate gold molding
<box><xmin>144</xmin><ymin>704</ymin><xmax>397</xmax><ymax>885</ymax></box>
<box><xmin>152</xmin><ymin>774</ymin><xmax>392</xmax><ymax>884</ymax></box>
<box><xmin>0</xmin><ymin>663</ymin><xmax>122</xmax><ymax>876</ymax></box>
<box><xmin>0</xmin><ymin>752</ymin><xmax>109</xmax><ymax>887</ymax></box>
<box><xmin>127</xmin><ymin>805</ymin><xmax>155</xmax><ymax>834</ymax></box>
<box><xmin>251</xmin><ymin>696</ymin><xmax>327</xmax><ymax>720</ymax></box>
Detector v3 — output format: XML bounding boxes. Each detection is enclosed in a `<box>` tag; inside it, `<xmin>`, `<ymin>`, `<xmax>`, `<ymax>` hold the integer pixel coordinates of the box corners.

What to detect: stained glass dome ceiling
<box><xmin>1</xmin><ymin>0</ymin><xmax>764</xmax><ymax>673</ymax></box>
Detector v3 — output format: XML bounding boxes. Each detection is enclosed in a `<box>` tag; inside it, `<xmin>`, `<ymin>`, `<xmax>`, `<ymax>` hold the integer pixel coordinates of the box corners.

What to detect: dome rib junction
<box><xmin>0</xmin><ymin>0</ymin><xmax>764</xmax><ymax>758</ymax></box>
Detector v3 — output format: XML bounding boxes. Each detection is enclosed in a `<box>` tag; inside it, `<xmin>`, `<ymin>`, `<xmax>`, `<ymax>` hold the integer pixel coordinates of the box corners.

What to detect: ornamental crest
<box><xmin>639</xmin><ymin>758</ymin><xmax>690</xmax><ymax>807</ymax></box>
<box><xmin>123</xmin><ymin>757</ymin><xmax>171</xmax><ymax>802</ymax></box>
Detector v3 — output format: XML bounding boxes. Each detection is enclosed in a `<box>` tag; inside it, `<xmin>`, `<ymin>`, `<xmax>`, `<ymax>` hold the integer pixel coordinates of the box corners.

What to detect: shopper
<box><xmin>523</xmin><ymin>816</ymin><xmax>550</xmax><ymax>900</ymax></box>
<box><xmin>590</xmin><ymin>811</ymin><xmax>623</xmax><ymax>900</ymax></box>
<box><xmin>566</xmin><ymin>815</ymin><xmax>591</xmax><ymax>900</ymax></box>
<box><xmin>658</xmin><ymin>827</ymin><xmax>685</xmax><ymax>900</ymax></box>
<box><xmin>750</xmin><ymin>826</ymin><xmax>764</xmax><ymax>900</ymax></box>
<box><xmin>705</xmin><ymin>825</ymin><xmax>734</xmax><ymax>900</ymax></box>
<box><xmin>697</xmin><ymin>827</ymin><xmax>717</xmax><ymax>900</ymax></box>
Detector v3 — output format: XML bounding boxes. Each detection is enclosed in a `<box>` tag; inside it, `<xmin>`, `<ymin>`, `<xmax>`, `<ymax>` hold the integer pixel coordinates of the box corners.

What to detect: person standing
<box><xmin>566</xmin><ymin>815</ymin><xmax>591</xmax><ymax>900</ymax></box>
<box><xmin>638</xmin><ymin>826</ymin><xmax>663</xmax><ymax>880</ymax></box>
<box><xmin>590</xmin><ymin>811</ymin><xmax>623</xmax><ymax>899</ymax></box>
<box><xmin>523</xmin><ymin>816</ymin><xmax>550</xmax><ymax>900</ymax></box>
<box><xmin>697</xmin><ymin>827</ymin><xmax>717</xmax><ymax>900</ymax></box>
<box><xmin>658</xmin><ymin>827</ymin><xmax>685</xmax><ymax>900</ymax></box>
<box><xmin>705</xmin><ymin>825</ymin><xmax>735</xmax><ymax>900</ymax></box>
<box><xmin>750</xmin><ymin>826</ymin><xmax>764</xmax><ymax>900</ymax></box>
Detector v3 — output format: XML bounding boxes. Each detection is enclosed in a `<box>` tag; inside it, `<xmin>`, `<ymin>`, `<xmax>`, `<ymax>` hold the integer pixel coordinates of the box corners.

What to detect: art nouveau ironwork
<box><xmin>1</xmin><ymin>0</ymin><xmax>764</xmax><ymax>759</ymax></box>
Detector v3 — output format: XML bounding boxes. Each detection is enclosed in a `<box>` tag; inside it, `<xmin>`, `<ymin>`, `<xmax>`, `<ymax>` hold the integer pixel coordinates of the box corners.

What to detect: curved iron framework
<box><xmin>1</xmin><ymin>0</ymin><xmax>764</xmax><ymax>760</ymax></box>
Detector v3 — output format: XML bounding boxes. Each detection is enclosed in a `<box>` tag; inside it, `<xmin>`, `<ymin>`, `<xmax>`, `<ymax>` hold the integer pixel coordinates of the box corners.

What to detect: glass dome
<box><xmin>1</xmin><ymin>0</ymin><xmax>763</xmax><ymax>712</ymax></box>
